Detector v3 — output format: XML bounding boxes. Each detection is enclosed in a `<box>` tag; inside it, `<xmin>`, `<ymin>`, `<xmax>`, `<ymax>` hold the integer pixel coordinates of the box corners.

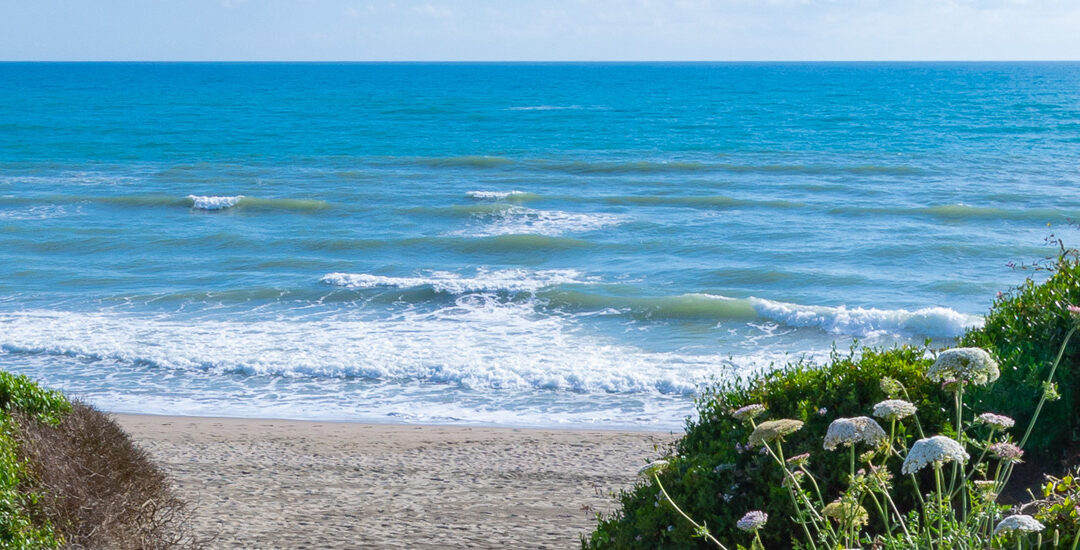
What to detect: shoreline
<box><xmin>114</xmin><ymin>413</ymin><xmax>676</xmax><ymax>549</ymax></box>
<box><xmin>111</xmin><ymin>410</ymin><xmax>687</xmax><ymax>433</ymax></box>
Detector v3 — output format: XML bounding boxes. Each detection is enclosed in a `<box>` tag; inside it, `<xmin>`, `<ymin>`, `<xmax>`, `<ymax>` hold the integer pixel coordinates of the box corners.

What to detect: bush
<box><xmin>0</xmin><ymin>415</ymin><xmax>62</xmax><ymax>549</ymax></box>
<box><xmin>14</xmin><ymin>401</ymin><xmax>205</xmax><ymax>550</ymax></box>
<box><xmin>961</xmin><ymin>249</ymin><xmax>1080</xmax><ymax>465</ymax></box>
<box><xmin>1023</xmin><ymin>466</ymin><xmax>1080</xmax><ymax>544</ymax></box>
<box><xmin>584</xmin><ymin>248</ymin><xmax>1080</xmax><ymax>549</ymax></box>
<box><xmin>0</xmin><ymin>372</ymin><xmax>70</xmax><ymax>549</ymax></box>
<box><xmin>0</xmin><ymin>371</ymin><xmax>70</xmax><ymax>426</ymax></box>
<box><xmin>584</xmin><ymin>345</ymin><xmax>952</xmax><ymax>550</ymax></box>
<box><xmin>0</xmin><ymin>371</ymin><xmax>204</xmax><ymax>550</ymax></box>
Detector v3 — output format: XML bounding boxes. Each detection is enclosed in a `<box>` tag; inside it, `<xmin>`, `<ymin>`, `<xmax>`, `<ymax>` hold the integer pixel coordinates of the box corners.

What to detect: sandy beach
<box><xmin>114</xmin><ymin>414</ymin><xmax>676</xmax><ymax>549</ymax></box>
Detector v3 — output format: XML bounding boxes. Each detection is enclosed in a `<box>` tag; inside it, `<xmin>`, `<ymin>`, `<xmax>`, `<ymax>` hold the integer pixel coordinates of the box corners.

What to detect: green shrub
<box><xmin>0</xmin><ymin>372</ymin><xmax>204</xmax><ymax>550</ymax></box>
<box><xmin>961</xmin><ymin>251</ymin><xmax>1080</xmax><ymax>463</ymax></box>
<box><xmin>1</xmin><ymin>416</ymin><xmax>62</xmax><ymax>549</ymax></box>
<box><xmin>0</xmin><ymin>372</ymin><xmax>69</xmax><ymax>549</ymax></box>
<box><xmin>0</xmin><ymin>372</ymin><xmax>70</xmax><ymax>426</ymax></box>
<box><xmin>585</xmin><ymin>248</ymin><xmax>1080</xmax><ymax>550</ymax></box>
<box><xmin>584</xmin><ymin>345</ymin><xmax>952</xmax><ymax>550</ymax></box>
<box><xmin>1026</xmin><ymin>466</ymin><xmax>1080</xmax><ymax>544</ymax></box>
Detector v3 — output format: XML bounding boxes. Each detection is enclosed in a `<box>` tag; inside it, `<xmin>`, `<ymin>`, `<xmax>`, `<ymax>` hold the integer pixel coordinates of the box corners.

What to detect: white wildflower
<box><xmin>748</xmin><ymin>419</ymin><xmax>804</xmax><ymax>447</ymax></box>
<box><xmin>994</xmin><ymin>515</ymin><xmax>1045</xmax><ymax>536</ymax></box>
<box><xmin>872</xmin><ymin>399</ymin><xmax>917</xmax><ymax>421</ymax></box>
<box><xmin>736</xmin><ymin>510</ymin><xmax>768</xmax><ymax>532</ymax></box>
<box><xmin>927</xmin><ymin>348</ymin><xmax>999</xmax><ymax>385</ymax></box>
<box><xmin>638</xmin><ymin>460</ymin><xmax>669</xmax><ymax>478</ymax></box>
<box><xmin>823</xmin><ymin>417</ymin><xmax>887</xmax><ymax>451</ymax></box>
<box><xmin>975</xmin><ymin>412</ymin><xmax>1015</xmax><ymax>430</ymax></box>
<box><xmin>901</xmin><ymin>435</ymin><xmax>969</xmax><ymax>474</ymax></box>
<box><xmin>732</xmin><ymin>404</ymin><xmax>767</xmax><ymax>423</ymax></box>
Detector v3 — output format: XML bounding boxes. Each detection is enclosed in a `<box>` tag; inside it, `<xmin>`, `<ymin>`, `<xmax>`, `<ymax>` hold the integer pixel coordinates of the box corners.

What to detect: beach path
<box><xmin>115</xmin><ymin>415</ymin><xmax>675</xmax><ymax>549</ymax></box>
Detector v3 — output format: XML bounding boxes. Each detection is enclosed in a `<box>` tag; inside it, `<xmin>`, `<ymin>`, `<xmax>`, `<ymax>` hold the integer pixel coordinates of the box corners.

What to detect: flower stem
<box><xmin>1019</xmin><ymin>325</ymin><xmax>1076</xmax><ymax>449</ymax></box>
<box><xmin>899</xmin><ymin>381</ymin><xmax>926</xmax><ymax>439</ymax></box>
<box><xmin>764</xmin><ymin>442</ymin><xmax>830</xmax><ymax>548</ymax></box>
<box><xmin>949</xmin><ymin>387</ymin><xmax>964</xmax><ymax>516</ymax></box>
<box><xmin>935</xmin><ymin>465</ymin><xmax>945</xmax><ymax>550</ymax></box>
<box><xmin>653</xmin><ymin>473</ymin><xmax>729</xmax><ymax>550</ymax></box>
<box><xmin>951</xmin><ymin>428</ymin><xmax>996</xmax><ymax>501</ymax></box>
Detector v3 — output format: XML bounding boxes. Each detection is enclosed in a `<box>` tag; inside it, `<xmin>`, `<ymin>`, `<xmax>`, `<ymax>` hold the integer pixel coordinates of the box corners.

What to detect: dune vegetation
<box><xmin>0</xmin><ymin>372</ymin><xmax>202</xmax><ymax>550</ymax></box>
<box><xmin>585</xmin><ymin>244</ymin><xmax>1080</xmax><ymax>549</ymax></box>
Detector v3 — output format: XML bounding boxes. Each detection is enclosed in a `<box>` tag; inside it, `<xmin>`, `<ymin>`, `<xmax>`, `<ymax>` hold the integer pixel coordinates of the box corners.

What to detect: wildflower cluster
<box><xmin>925</xmin><ymin>347</ymin><xmax>1000</xmax><ymax>385</ymax></box>
<box><xmin>823</xmin><ymin>416</ymin><xmax>886</xmax><ymax>451</ymax></box>
<box><xmin>643</xmin><ymin>332</ymin><xmax>1079</xmax><ymax>550</ymax></box>
<box><xmin>748</xmin><ymin>419</ymin><xmax>804</xmax><ymax>447</ymax></box>
<box><xmin>900</xmin><ymin>435</ymin><xmax>968</xmax><ymax>475</ymax></box>
<box><xmin>872</xmin><ymin>399</ymin><xmax>917</xmax><ymax>421</ymax></box>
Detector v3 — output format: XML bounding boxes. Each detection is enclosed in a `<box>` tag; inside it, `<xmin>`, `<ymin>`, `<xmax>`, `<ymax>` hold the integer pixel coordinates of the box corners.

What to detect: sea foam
<box><xmin>455</xmin><ymin>205</ymin><xmax>622</xmax><ymax>237</ymax></box>
<box><xmin>749</xmin><ymin>297</ymin><xmax>981</xmax><ymax>339</ymax></box>
<box><xmin>186</xmin><ymin>194</ymin><xmax>244</xmax><ymax>210</ymax></box>
<box><xmin>0</xmin><ymin>307</ymin><xmax>715</xmax><ymax>396</ymax></box>
<box><xmin>541</xmin><ymin>290</ymin><xmax>978</xmax><ymax>339</ymax></box>
<box><xmin>466</xmin><ymin>190</ymin><xmax>533</xmax><ymax>200</ymax></box>
<box><xmin>318</xmin><ymin>268</ymin><xmax>978</xmax><ymax>340</ymax></box>
<box><xmin>321</xmin><ymin>268</ymin><xmax>588</xmax><ymax>294</ymax></box>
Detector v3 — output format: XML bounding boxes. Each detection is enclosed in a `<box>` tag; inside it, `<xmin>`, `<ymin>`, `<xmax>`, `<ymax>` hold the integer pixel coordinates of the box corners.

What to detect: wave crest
<box><xmin>749</xmin><ymin>298</ymin><xmax>981</xmax><ymax>339</ymax></box>
<box><xmin>466</xmin><ymin>190</ymin><xmax>538</xmax><ymax>201</ymax></box>
<box><xmin>0</xmin><ymin>307</ymin><xmax>711</xmax><ymax>396</ymax></box>
<box><xmin>322</xmin><ymin>268</ymin><xmax>588</xmax><ymax>294</ymax></box>
<box><xmin>454</xmin><ymin>205</ymin><xmax>622</xmax><ymax>237</ymax></box>
<box><xmin>186</xmin><ymin>194</ymin><xmax>244</xmax><ymax>210</ymax></box>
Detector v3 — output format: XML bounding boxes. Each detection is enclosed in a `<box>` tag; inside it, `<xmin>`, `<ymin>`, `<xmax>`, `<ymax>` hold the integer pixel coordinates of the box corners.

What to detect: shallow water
<box><xmin>2</xmin><ymin>62</ymin><xmax>1077</xmax><ymax>429</ymax></box>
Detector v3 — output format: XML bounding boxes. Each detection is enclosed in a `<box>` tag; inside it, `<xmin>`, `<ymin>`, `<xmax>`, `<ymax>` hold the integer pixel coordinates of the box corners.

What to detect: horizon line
<box><xmin>2</xmin><ymin>59</ymin><xmax>1080</xmax><ymax>64</ymax></box>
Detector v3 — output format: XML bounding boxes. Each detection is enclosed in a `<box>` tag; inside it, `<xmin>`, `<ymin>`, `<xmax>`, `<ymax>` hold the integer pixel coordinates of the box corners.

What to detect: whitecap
<box><xmin>506</xmin><ymin>105</ymin><xmax>583</xmax><ymax>111</ymax></box>
<box><xmin>454</xmin><ymin>205</ymin><xmax>622</xmax><ymax>237</ymax></box>
<box><xmin>466</xmin><ymin>190</ymin><xmax>529</xmax><ymax>200</ymax></box>
<box><xmin>187</xmin><ymin>194</ymin><xmax>244</xmax><ymax>210</ymax></box>
<box><xmin>748</xmin><ymin>297</ymin><xmax>982</xmax><ymax>339</ymax></box>
<box><xmin>321</xmin><ymin>268</ymin><xmax>588</xmax><ymax>294</ymax></box>
<box><xmin>0</xmin><ymin>204</ymin><xmax>73</xmax><ymax>220</ymax></box>
<box><xmin>0</xmin><ymin>306</ymin><xmax>714</xmax><ymax>396</ymax></box>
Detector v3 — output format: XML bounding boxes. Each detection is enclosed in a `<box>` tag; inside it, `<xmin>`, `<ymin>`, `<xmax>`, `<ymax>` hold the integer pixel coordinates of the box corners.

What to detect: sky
<box><xmin>1</xmin><ymin>0</ymin><xmax>1079</xmax><ymax>61</ymax></box>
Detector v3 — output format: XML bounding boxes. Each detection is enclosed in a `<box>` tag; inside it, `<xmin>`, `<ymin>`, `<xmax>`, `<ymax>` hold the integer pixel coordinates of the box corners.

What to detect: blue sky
<box><xmin>2</xmin><ymin>0</ymin><xmax>1079</xmax><ymax>61</ymax></box>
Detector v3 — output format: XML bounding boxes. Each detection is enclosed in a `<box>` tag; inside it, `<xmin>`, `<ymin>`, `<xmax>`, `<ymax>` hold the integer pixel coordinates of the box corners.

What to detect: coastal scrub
<box><xmin>0</xmin><ymin>371</ymin><xmax>205</xmax><ymax>549</ymax></box>
<box><xmin>584</xmin><ymin>248</ymin><xmax>1080</xmax><ymax>550</ymax></box>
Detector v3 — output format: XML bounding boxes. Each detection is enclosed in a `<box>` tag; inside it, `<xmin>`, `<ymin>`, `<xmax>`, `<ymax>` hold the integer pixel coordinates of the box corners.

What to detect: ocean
<box><xmin>2</xmin><ymin>62</ymin><xmax>1078</xmax><ymax>429</ymax></box>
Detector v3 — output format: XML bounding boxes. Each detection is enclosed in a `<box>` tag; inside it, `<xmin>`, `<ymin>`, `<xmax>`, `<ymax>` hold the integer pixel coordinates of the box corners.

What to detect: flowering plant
<box><xmin>639</xmin><ymin>312</ymin><xmax>1080</xmax><ymax>550</ymax></box>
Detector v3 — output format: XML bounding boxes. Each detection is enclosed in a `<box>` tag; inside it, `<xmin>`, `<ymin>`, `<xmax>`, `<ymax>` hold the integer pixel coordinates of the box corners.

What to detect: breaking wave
<box><xmin>0</xmin><ymin>307</ymin><xmax>712</xmax><ymax>396</ymax></box>
<box><xmin>186</xmin><ymin>194</ymin><xmax>243</xmax><ymax>210</ymax></box>
<box><xmin>319</xmin><ymin>269</ymin><xmax>980</xmax><ymax>340</ymax></box>
<box><xmin>321</xmin><ymin>268</ymin><xmax>589</xmax><ymax>294</ymax></box>
<box><xmin>466</xmin><ymin>190</ymin><xmax>539</xmax><ymax>201</ymax></box>
<box><xmin>453</xmin><ymin>205</ymin><xmax>623</xmax><ymax>237</ymax></box>
<box><xmin>184</xmin><ymin>195</ymin><xmax>330</xmax><ymax>212</ymax></box>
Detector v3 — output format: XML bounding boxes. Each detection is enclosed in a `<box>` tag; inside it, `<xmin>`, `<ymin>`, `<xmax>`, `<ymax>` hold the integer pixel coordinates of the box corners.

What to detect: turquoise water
<box><xmin>2</xmin><ymin>62</ymin><xmax>1078</xmax><ymax>429</ymax></box>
